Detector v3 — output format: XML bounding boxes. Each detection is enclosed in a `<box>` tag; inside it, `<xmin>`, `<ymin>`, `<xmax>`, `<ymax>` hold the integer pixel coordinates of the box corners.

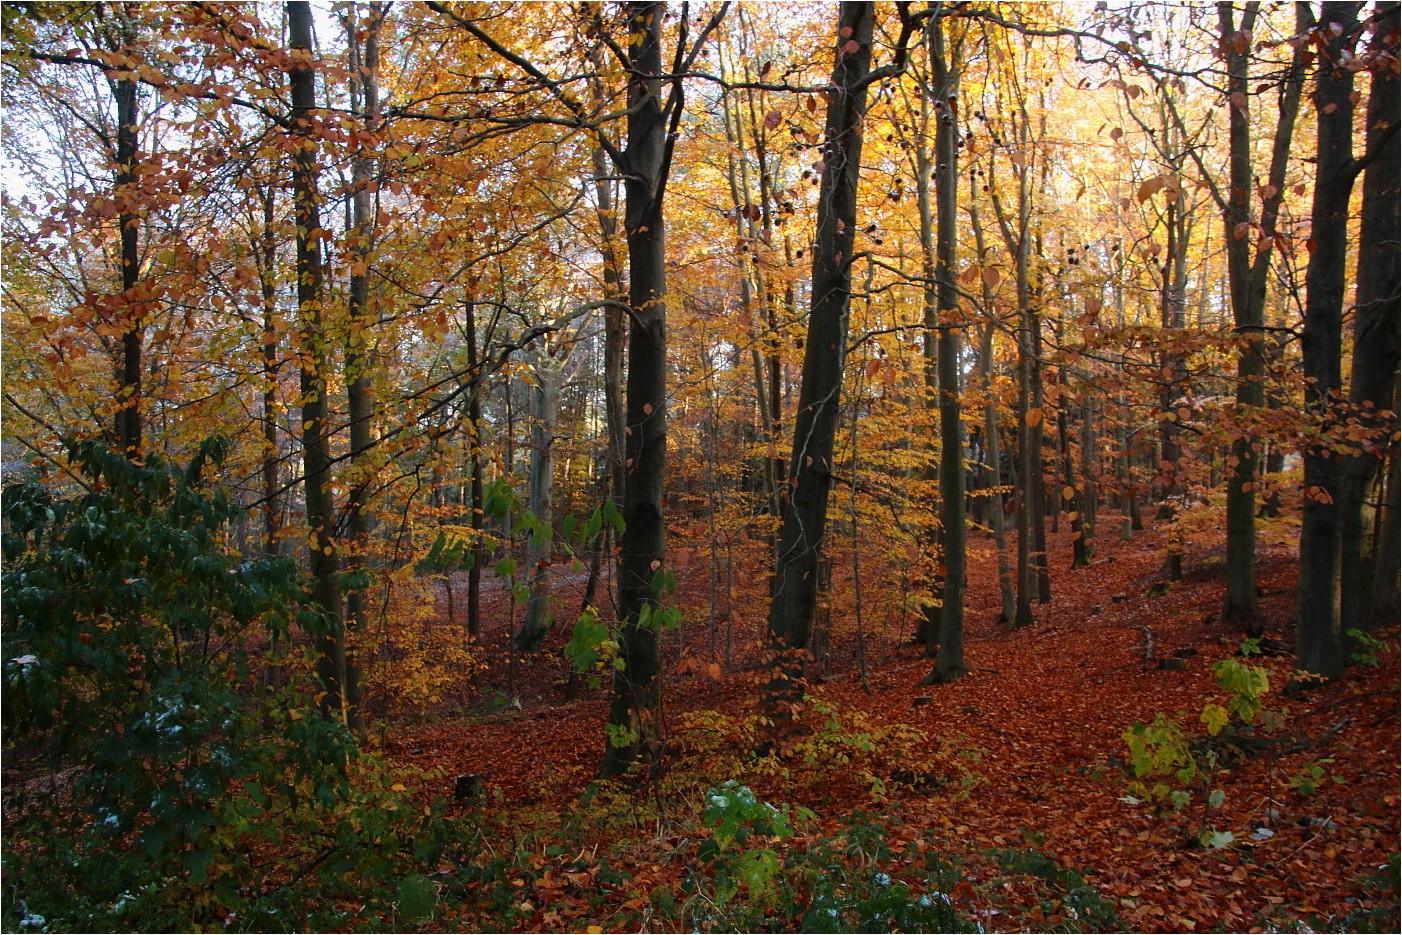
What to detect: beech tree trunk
<box><xmin>342</xmin><ymin>0</ymin><xmax>385</xmax><ymax>730</ymax></box>
<box><xmin>600</xmin><ymin>1</ymin><xmax>671</xmax><ymax>778</ymax></box>
<box><xmin>1217</xmin><ymin>1</ymin><xmax>1309</xmax><ymax>632</ymax></box>
<box><xmin>464</xmin><ymin>295</ymin><xmax>487</xmax><ymax>653</ymax></box>
<box><xmin>256</xmin><ymin>188</ymin><xmax>282</xmax><ymax>557</ymax></box>
<box><xmin>517</xmin><ymin>351</ymin><xmax>566</xmax><ymax>651</ymax></box>
<box><xmin>765</xmin><ymin>1</ymin><xmax>883</xmax><ymax>721</ymax></box>
<box><xmin>289</xmin><ymin>0</ymin><xmax>346</xmax><ymax>720</ymax></box>
<box><xmin>923</xmin><ymin>16</ymin><xmax>967</xmax><ymax>685</ymax></box>
<box><xmin>1296</xmin><ymin>2</ymin><xmax>1363</xmax><ymax>680</ymax></box>
<box><xmin>1340</xmin><ymin>0</ymin><xmax>1401</xmax><ymax>639</ymax></box>
<box><xmin>112</xmin><ymin>68</ymin><xmax>141</xmax><ymax>458</ymax></box>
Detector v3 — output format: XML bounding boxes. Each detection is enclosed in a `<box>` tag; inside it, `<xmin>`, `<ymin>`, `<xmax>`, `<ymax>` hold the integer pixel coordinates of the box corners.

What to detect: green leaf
<box><xmin>1201</xmin><ymin>703</ymin><xmax>1229</xmax><ymax>737</ymax></box>
<box><xmin>1202</xmin><ymin>829</ymin><xmax>1234</xmax><ymax>849</ymax></box>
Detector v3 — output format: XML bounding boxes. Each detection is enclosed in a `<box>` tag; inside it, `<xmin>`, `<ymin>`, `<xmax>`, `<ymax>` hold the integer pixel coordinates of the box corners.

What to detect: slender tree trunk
<box><xmin>112</xmin><ymin>71</ymin><xmax>142</xmax><ymax>458</ymax></box>
<box><xmin>517</xmin><ymin>356</ymin><xmax>563</xmax><ymax>650</ymax></box>
<box><xmin>1156</xmin><ymin>195</ymin><xmax>1188</xmax><ymax>503</ymax></box>
<box><xmin>464</xmin><ymin>296</ymin><xmax>486</xmax><ymax>655</ymax></box>
<box><xmin>1058</xmin><ymin>379</ymin><xmax>1089</xmax><ymax>568</ymax></box>
<box><xmin>719</xmin><ymin>70</ymin><xmax>782</xmax><ymax>526</ymax></box>
<box><xmin>924</xmin><ymin>16</ymin><xmax>966</xmax><ymax>685</ymax></box>
<box><xmin>257</xmin><ymin>189</ymin><xmax>282</xmax><ymax>557</ymax></box>
<box><xmin>588</xmin><ymin>39</ymin><xmax>628</xmax><ymax>521</ymax></box>
<box><xmin>342</xmin><ymin>0</ymin><xmax>385</xmax><ymax>731</ymax></box>
<box><xmin>969</xmin><ymin>199</ymin><xmax>1015</xmax><ymax>622</ymax></box>
<box><xmin>764</xmin><ymin>1</ymin><xmax>876</xmax><ymax>722</ymax></box>
<box><xmin>914</xmin><ymin>49</ymin><xmax>942</xmax><ymax>657</ymax></box>
<box><xmin>289</xmin><ymin>0</ymin><xmax>345</xmax><ymax>719</ymax></box>
<box><xmin>1297</xmin><ymin>2</ymin><xmax>1364</xmax><ymax>680</ymax></box>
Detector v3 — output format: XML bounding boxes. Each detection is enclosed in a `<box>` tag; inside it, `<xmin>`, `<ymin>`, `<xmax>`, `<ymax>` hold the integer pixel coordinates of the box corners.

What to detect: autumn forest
<box><xmin>1</xmin><ymin>1</ymin><xmax>1398</xmax><ymax>932</ymax></box>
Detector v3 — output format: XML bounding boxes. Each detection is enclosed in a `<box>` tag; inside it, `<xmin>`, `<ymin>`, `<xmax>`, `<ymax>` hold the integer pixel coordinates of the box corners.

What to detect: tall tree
<box><xmin>922</xmin><ymin>10</ymin><xmax>967</xmax><ymax>685</ymax></box>
<box><xmin>764</xmin><ymin>1</ymin><xmax>878</xmax><ymax>722</ymax></box>
<box><xmin>342</xmin><ymin>0</ymin><xmax>387</xmax><ymax>729</ymax></box>
<box><xmin>288</xmin><ymin>0</ymin><xmax>346</xmax><ymax>720</ymax></box>
<box><xmin>600</xmin><ymin>1</ymin><xmax>728</xmax><ymax>777</ymax></box>
<box><xmin>764</xmin><ymin>2</ymin><xmax>927</xmax><ymax>721</ymax></box>
<box><xmin>1339</xmin><ymin>0</ymin><xmax>1401</xmax><ymax>639</ymax></box>
<box><xmin>108</xmin><ymin>14</ymin><xmax>141</xmax><ymax>458</ymax></box>
<box><xmin>1215</xmin><ymin>1</ymin><xmax>1309</xmax><ymax>631</ymax></box>
<box><xmin>1297</xmin><ymin>2</ymin><xmax>1364</xmax><ymax>680</ymax></box>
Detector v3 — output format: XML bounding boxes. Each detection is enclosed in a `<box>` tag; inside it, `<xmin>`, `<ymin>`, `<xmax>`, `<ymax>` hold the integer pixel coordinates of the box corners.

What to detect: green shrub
<box><xmin>677</xmin><ymin>785</ymin><xmax>977</xmax><ymax>933</ymax></box>
<box><xmin>0</xmin><ymin>439</ymin><xmax>441</xmax><ymax>931</ymax></box>
<box><xmin>1121</xmin><ymin>641</ymin><xmax>1276</xmax><ymax>826</ymax></box>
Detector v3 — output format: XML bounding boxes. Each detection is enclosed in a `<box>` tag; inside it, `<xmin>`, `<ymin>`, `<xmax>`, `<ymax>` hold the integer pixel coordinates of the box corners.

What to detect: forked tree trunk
<box><xmin>1217</xmin><ymin>1</ymin><xmax>1309</xmax><ymax>632</ymax></box>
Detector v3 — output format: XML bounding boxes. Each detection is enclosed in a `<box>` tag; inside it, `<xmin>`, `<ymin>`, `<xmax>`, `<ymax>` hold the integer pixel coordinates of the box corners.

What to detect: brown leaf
<box><xmin>1137</xmin><ymin>175</ymin><xmax>1165</xmax><ymax>203</ymax></box>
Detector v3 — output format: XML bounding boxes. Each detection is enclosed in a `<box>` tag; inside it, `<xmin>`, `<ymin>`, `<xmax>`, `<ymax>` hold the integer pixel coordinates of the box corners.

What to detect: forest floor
<box><xmin>387</xmin><ymin>512</ymin><xmax>1400</xmax><ymax>933</ymax></box>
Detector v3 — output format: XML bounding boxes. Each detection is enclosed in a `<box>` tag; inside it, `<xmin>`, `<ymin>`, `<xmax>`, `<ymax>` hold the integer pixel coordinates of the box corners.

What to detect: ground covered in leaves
<box><xmin>376</xmin><ymin>512</ymin><xmax>1400</xmax><ymax>934</ymax></box>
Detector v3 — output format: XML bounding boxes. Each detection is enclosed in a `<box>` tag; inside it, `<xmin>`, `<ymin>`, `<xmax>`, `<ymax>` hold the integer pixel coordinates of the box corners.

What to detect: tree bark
<box><xmin>288</xmin><ymin>0</ymin><xmax>345</xmax><ymax>720</ymax></box>
<box><xmin>342</xmin><ymin>0</ymin><xmax>385</xmax><ymax>731</ymax></box>
<box><xmin>257</xmin><ymin>188</ymin><xmax>282</xmax><ymax>557</ymax></box>
<box><xmin>600</xmin><ymin>1</ymin><xmax>672</xmax><ymax>778</ymax></box>
<box><xmin>1296</xmin><ymin>2</ymin><xmax>1363</xmax><ymax>681</ymax></box>
<box><xmin>764</xmin><ymin>1</ymin><xmax>876</xmax><ymax>719</ymax></box>
<box><xmin>1340</xmin><ymin>0</ymin><xmax>1401</xmax><ymax>639</ymax></box>
<box><xmin>516</xmin><ymin>351</ymin><xmax>565</xmax><ymax>650</ymax></box>
<box><xmin>1218</xmin><ymin>1</ymin><xmax>1309</xmax><ymax>631</ymax></box>
<box><xmin>924</xmin><ymin>16</ymin><xmax>967</xmax><ymax>685</ymax></box>
<box><xmin>112</xmin><ymin>68</ymin><xmax>141</xmax><ymax>458</ymax></box>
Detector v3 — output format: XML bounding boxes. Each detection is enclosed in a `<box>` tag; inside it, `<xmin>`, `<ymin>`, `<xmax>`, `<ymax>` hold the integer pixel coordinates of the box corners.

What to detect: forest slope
<box><xmin>392</xmin><ymin>516</ymin><xmax>1400</xmax><ymax>933</ymax></box>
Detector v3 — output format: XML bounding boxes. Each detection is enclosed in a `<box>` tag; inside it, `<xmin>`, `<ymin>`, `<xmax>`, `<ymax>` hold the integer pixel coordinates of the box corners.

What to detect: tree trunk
<box><xmin>342</xmin><ymin>0</ymin><xmax>385</xmax><ymax>731</ymax></box>
<box><xmin>1297</xmin><ymin>2</ymin><xmax>1364</xmax><ymax>680</ymax></box>
<box><xmin>516</xmin><ymin>355</ymin><xmax>563</xmax><ymax>651</ymax></box>
<box><xmin>289</xmin><ymin>0</ymin><xmax>345</xmax><ymax>719</ymax></box>
<box><xmin>969</xmin><ymin>200</ymin><xmax>1015</xmax><ymax>623</ymax></box>
<box><xmin>257</xmin><ymin>188</ymin><xmax>282</xmax><ymax>557</ymax></box>
<box><xmin>764</xmin><ymin>1</ymin><xmax>876</xmax><ymax>719</ymax></box>
<box><xmin>112</xmin><ymin>70</ymin><xmax>142</xmax><ymax>458</ymax></box>
<box><xmin>600</xmin><ymin>1</ymin><xmax>672</xmax><ymax>778</ymax></box>
<box><xmin>1339</xmin><ymin>0</ymin><xmax>1401</xmax><ymax>639</ymax></box>
<box><xmin>464</xmin><ymin>296</ymin><xmax>487</xmax><ymax>663</ymax></box>
<box><xmin>588</xmin><ymin>36</ymin><xmax>628</xmax><ymax>524</ymax></box>
<box><xmin>1218</xmin><ymin>1</ymin><xmax>1309</xmax><ymax>632</ymax></box>
<box><xmin>924</xmin><ymin>16</ymin><xmax>967</xmax><ymax>686</ymax></box>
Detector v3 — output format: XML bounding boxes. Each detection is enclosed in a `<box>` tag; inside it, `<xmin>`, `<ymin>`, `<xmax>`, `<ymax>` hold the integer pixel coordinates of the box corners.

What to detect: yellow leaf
<box><xmin>1061</xmin><ymin>485</ymin><xmax>1076</xmax><ymax>501</ymax></box>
